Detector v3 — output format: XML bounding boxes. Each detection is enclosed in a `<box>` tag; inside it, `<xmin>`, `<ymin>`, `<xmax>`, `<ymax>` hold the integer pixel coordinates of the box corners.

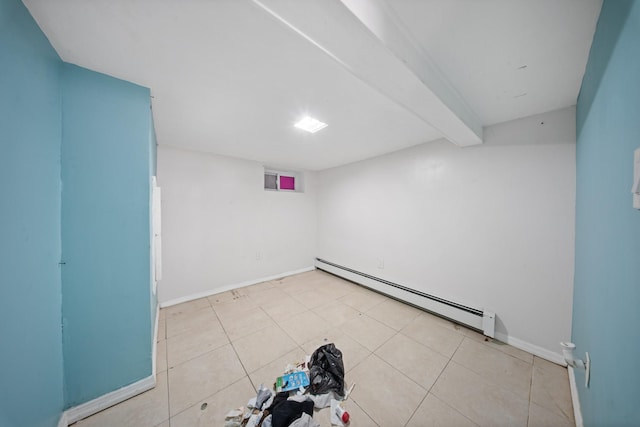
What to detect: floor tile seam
<box><xmin>166</xmin><ymin>349</ymin><xmax>174</xmax><ymax>419</ymax></box>
<box><xmin>214</xmin><ymin>304</ymin><xmax>265</xmax><ymax>322</ymax></box>
<box><xmin>245</xmin><ymin>342</ymin><xmax>305</xmax><ymax>378</ymax></box>
<box><xmin>482</xmin><ymin>344</ymin><xmax>535</xmax><ymax>366</ymax></box>
<box><xmin>396</xmin><ymin>330</ymin><xmax>459</xmax><ymax>360</ymax></box>
<box><xmin>451</xmin><ymin>336</ymin><xmax>533</xmax><ymax>390</ymax></box>
<box><xmin>346</xmin><ymin>397</ymin><xmax>381</xmax><ymax>427</ymax></box>
<box><xmin>173</xmin><ymin>362</ymin><xmax>247</xmax><ymax>415</ymax></box>
<box><xmin>226</xmin><ymin>319</ymin><xmax>278</xmax><ymax>343</ymax></box>
<box><xmin>290</xmin><ymin>296</ymin><xmax>337</xmax><ymax>311</ymax></box>
<box><xmin>363</xmin><ymin>351</ymin><xmax>429</xmax><ymax>398</ymax></box>
<box><xmin>423</xmin><ymin>335</ymin><xmax>464</xmax><ymax>389</ymax></box>
<box><xmin>449</xmin><ymin>351</ymin><xmax>533</xmax><ymax>402</ymax></box>
<box><xmin>267</xmin><ymin>307</ymin><xmax>312</xmax><ymax>325</ymax></box>
<box><xmin>365</xmin><ymin>311</ymin><xmax>414</xmax><ymax>332</ymax></box>
<box><xmin>158</xmin><ymin>318</ymin><xmax>166</xmax><ymax>342</ymax></box>
<box><xmin>312</xmin><ymin>311</ymin><xmax>365</xmax><ymax>330</ymax></box>
<box><xmin>421</xmin><ymin>335</ymin><xmax>458</xmax><ymax>395</ymax></box>
<box><xmin>251</xmin><ymin>297</ymin><xmax>314</xmax><ymax>349</ymax></box>
<box><xmin>373</xmin><ymin>332</ymin><xmax>451</xmax><ymax>374</ymax></box>
<box><xmin>367</xmin><ymin>327</ymin><xmax>402</xmax><ymax>355</ymax></box>
<box><xmin>168</xmin><ymin>375</ymin><xmax>250</xmax><ymax>422</ymax></box>
<box><xmin>165</xmin><ymin>307</ymin><xmax>218</xmax><ymax>336</ymax></box>
<box><xmin>163</xmin><ymin>331</ymin><xmax>173</xmax><ymax>421</ymax></box>
<box><xmin>165</xmin><ymin>318</ymin><xmax>226</xmax><ymax>341</ymax></box>
<box><xmin>344</xmin><ymin>349</ymin><xmax>373</xmax><ymax>374</ymax></box>
<box><xmin>457</xmin><ymin>335</ymin><xmax>536</xmax><ymax>369</ymax></box>
<box><xmin>246</xmin><ymin>344</ymin><xmax>308</xmax><ymax>383</ymax></box>
<box><xmin>529</xmin><ymin>398</ymin><xmax>575</xmax><ymax>424</ymax></box>
<box><xmin>223</xmin><ymin>306</ymin><xmax>278</xmax><ymax>343</ymax></box>
<box><xmin>442</xmin><ymin>359</ymin><xmax>532</xmax><ymax>409</ymax></box>
<box><xmin>532</xmin><ymin>358</ymin><xmax>569</xmax><ymax>376</ymax></box>
<box><xmin>153</xmin><ymin>419</ymin><xmax>168</xmax><ymax>427</ymax></box>
<box><xmin>209</xmin><ymin>303</ymin><xmax>254</xmax><ymax>388</ymax></box>
<box><xmin>426</xmin><ymin>357</ymin><xmax>477</xmax><ymax>425</ymax></box>
<box><xmin>428</xmin><ymin>393</ymin><xmax>481</xmax><ymax>427</ymax></box>
<box><xmin>529</xmin><ymin>393</ymin><xmax>575</xmax><ymax>424</ymax></box>
<box><xmin>466</xmin><ymin>335</ymin><xmax>535</xmax><ymax>366</ymax></box>
<box><xmin>404</xmin><ymin>313</ymin><xmax>468</xmax><ymax>339</ymax></box>
<box><xmin>165</xmin><ymin>303</ymin><xmax>216</xmax><ymax>319</ymax></box>
<box><xmin>290</xmin><ymin>325</ymin><xmax>326</xmax><ymax>349</ymax></box>
<box><xmin>399</xmin><ymin>381</ymin><xmax>431</xmax><ymax>427</ymax></box>
<box><xmin>166</xmin><ymin>338</ymin><xmax>231</xmax><ymax>371</ymax></box>
<box><xmin>359</xmin><ymin>298</ymin><xmax>386</xmax><ymax>313</ymax></box>
<box><xmin>339</xmin><ymin>316</ymin><xmax>385</xmax><ymax>351</ymax></box>
<box><xmin>211</xmin><ymin>296</ymin><xmax>249</xmax><ymax>315</ymax></box>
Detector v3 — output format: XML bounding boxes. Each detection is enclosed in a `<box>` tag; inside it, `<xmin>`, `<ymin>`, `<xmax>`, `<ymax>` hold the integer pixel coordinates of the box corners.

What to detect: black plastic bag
<box><xmin>308</xmin><ymin>343</ymin><xmax>345</xmax><ymax>396</ymax></box>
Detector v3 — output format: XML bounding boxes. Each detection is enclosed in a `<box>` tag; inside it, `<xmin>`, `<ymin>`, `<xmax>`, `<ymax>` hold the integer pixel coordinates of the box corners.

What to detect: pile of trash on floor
<box><xmin>224</xmin><ymin>343</ymin><xmax>355</xmax><ymax>427</ymax></box>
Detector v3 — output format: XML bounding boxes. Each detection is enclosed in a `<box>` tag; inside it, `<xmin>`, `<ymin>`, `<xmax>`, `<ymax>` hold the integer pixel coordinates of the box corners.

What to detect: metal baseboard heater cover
<box><xmin>315</xmin><ymin>258</ymin><xmax>495</xmax><ymax>338</ymax></box>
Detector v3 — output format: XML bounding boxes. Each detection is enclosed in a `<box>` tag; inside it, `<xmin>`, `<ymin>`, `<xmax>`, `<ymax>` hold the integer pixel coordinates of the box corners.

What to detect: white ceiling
<box><xmin>23</xmin><ymin>0</ymin><xmax>601</xmax><ymax>171</ymax></box>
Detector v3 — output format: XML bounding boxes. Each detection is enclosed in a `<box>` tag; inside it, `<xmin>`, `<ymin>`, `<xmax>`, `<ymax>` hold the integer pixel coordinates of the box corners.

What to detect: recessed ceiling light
<box><xmin>294</xmin><ymin>116</ymin><xmax>327</xmax><ymax>133</ymax></box>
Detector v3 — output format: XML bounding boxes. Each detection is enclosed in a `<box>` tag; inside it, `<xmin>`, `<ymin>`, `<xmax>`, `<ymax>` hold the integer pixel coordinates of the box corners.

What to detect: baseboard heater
<box><xmin>315</xmin><ymin>258</ymin><xmax>495</xmax><ymax>338</ymax></box>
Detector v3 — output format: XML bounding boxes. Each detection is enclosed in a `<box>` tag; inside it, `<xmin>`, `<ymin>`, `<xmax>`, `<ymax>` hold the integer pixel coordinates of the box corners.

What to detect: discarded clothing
<box><xmin>267</xmin><ymin>392</ymin><xmax>314</xmax><ymax>427</ymax></box>
<box><xmin>255</xmin><ymin>385</ymin><xmax>274</xmax><ymax>410</ymax></box>
<box><xmin>224</xmin><ymin>407</ymin><xmax>244</xmax><ymax>427</ymax></box>
<box><xmin>261</xmin><ymin>414</ymin><xmax>272</xmax><ymax>427</ymax></box>
<box><xmin>289</xmin><ymin>413</ymin><xmax>320</xmax><ymax>427</ymax></box>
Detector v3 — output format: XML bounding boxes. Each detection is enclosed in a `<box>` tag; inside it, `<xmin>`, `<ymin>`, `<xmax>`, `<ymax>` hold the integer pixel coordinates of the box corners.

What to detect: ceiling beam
<box><xmin>252</xmin><ymin>0</ymin><xmax>483</xmax><ymax>146</ymax></box>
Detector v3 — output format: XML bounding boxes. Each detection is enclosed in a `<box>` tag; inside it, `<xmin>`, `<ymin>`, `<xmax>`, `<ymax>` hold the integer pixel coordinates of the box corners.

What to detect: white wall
<box><xmin>316</xmin><ymin>107</ymin><xmax>576</xmax><ymax>355</ymax></box>
<box><xmin>157</xmin><ymin>146</ymin><xmax>317</xmax><ymax>304</ymax></box>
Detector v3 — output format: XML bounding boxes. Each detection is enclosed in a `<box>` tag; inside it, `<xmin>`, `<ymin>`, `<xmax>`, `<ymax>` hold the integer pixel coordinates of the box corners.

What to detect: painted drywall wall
<box><xmin>61</xmin><ymin>64</ymin><xmax>153</xmax><ymax>407</ymax></box>
<box><xmin>574</xmin><ymin>1</ymin><xmax>640</xmax><ymax>425</ymax></box>
<box><xmin>317</xmin><ymin>107</ymin><xmax>576</xmax><ymax>357</ymax></box>
<box><xmin>0</xmin><ymin>0</ymin><xmax>64</xmax><ymax>425</ymax></box>
<box><xmin>150</xmin><ymin>111</ymin><xmax>158</xmax><ymax>339</ymax></box>
<box><xmin>157</xmin><ymin>146</ymin><xmax>317</xmax><ymax>303</ymax></box>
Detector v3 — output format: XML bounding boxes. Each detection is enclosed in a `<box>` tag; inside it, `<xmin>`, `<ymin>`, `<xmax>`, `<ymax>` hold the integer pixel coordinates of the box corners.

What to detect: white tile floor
<box><xmin>73</xmin><ymin>270</ymin><xmax>575</xmax><ymax>427</ymax></box>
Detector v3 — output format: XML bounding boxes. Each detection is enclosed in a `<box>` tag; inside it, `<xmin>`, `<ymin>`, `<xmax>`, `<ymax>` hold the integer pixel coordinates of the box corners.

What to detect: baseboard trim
<box><xmin>57</xmin><ymin>412</ymin><xmax>67</xmax><ymax>427</ymax></box>
<box><xmin>494</xmin><ymin>332</ymin><xmax>566</xmax><ymax>366</ymax></box>
<box><xmin>63</xmin><ymin>375</ymin><xmax>156</xmax><ymax>425</ymax></box>
<box><xmin>568</xmin><ymin>366</ymin><xmax>583</xmax><ymax>427</ymax></box>
<box><xmin>159</xmin><ymin>266</ymin><xmax>315</xmax><ymax>308</ymax></box>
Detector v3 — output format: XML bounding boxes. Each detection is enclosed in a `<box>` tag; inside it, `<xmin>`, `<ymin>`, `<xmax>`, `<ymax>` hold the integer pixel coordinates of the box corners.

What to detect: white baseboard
<box><xmin>494</xmin><ymin>332</ymin><xmax>566</xmax><ymax>366</ymax></box>
<box><xmin>568</xmin><ymin>366</ymin><xmax>583</xmax><ymax>427</ymax></box>
<box><xmin>159</xmin><ymin>266</ymin><xmax>315</xmax><ymax>308</ymax></box>
<box><xmin>57</xmin><ymin>412</ymin><xmax>67</xmax><ymax>427</ymax></box>
<box><xmin>59</xmin><ymin>306</ymin><xmax>161</xmax><ymax>426</ymax></box>
<box><xmin>63</xmin><ymin>375</ymin><xmax>156</xmax><ymax>425</ymax></box>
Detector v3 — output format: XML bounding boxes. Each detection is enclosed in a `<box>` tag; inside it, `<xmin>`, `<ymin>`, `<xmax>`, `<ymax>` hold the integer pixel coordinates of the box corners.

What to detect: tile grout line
<box><xmin>168</xmin><ymin>375</ymin><xmax>252</xmax><ymax>422</ymax></box>
<box><xmin>454</xmin><ymin>336</ymin><xmax>535</xmax><ymax>403</ymax></box>
<box><xmin>210</xmin><ymin>301</ymin><xmax>255</xmax><ymax>390</ymax></box>
<box><xmin>402</xmin><ymin>335</ymin><xmax>466</xmax><ymax>427</ymax></box>
<box><xmin>161</xmin><ymin>311</ymin><xmax>173</xmax><ymax>424</ymax></box>
<box><xmin>526</xmin><ymin>356</ymin><xmax>534</xmax><ymax>427</ymax></box>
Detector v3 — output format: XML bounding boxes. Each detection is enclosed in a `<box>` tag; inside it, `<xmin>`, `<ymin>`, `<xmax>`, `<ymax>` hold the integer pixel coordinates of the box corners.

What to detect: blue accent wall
<box><xmin>61</xmin><ymin>64</ymin><xmax>153</xmax><ymax>407</ymax></box>
<box><xmin>574</xmin><ymin>1</ymin><xmax>640</xmax><ymax>425</ymax></box>
<box><xmin>0</xmin><ymin>0</ymin><xmax>64</xmax><ymax>426</ymax></box>
<box><xmin>150</xmin><ymin>110</ymin><xmax>158</xmax><ymax>338</ymax></box>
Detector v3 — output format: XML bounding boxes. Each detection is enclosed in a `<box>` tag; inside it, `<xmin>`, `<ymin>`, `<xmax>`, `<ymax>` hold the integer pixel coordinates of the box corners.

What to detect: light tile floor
<box><xmin>74</xmin><ymin>270</ymin><xmax>575</xmax><ymax>427</ymax></box>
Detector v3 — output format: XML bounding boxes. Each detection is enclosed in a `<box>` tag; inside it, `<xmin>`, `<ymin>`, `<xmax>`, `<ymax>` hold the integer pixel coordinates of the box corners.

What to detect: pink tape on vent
<box><xmin>280</xmin><ymin>176</ymin><xmax>295</xmax><ymax>190</ymax></box>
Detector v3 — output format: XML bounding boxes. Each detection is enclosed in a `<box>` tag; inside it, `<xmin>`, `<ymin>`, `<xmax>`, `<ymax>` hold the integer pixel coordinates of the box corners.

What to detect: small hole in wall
<box><xmin>201</xmin><ymin>403</ymin><xmax>208</xmax><ymax>410</ymax></box>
